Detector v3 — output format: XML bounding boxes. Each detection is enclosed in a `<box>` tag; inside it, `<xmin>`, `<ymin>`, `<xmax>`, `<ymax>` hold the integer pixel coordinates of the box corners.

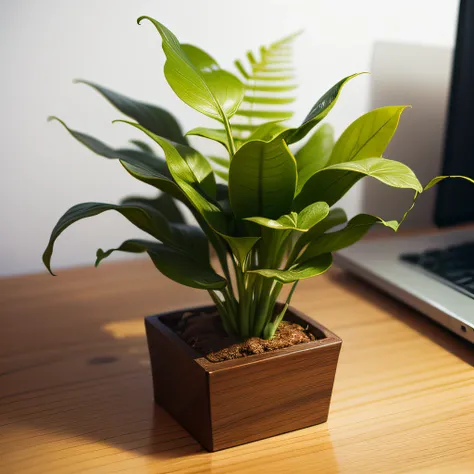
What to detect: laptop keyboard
<box><xmin>400</xmin><ymin>241</ymin><xmax>474</xmax><ymax>298</ymax></box>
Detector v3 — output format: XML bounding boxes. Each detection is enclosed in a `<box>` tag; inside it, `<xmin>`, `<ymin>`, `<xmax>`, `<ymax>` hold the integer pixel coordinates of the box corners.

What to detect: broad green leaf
<box><xmin>121</xmin><ymin>193</ymin><xmax>185</xmax><ymax>224</ymax></box>
<box><xmin>294</xmin><ymin>157</ymin><xmax>423</xmax><ymax>210</ymax></box>
<box><xmin>297</xmin><ymin>214</ymin><xmax>397</xmax><ymax>263</ymax></box>
<box><xmin>249</xmin><ymin>253</ymin><xmax>333</xmax><ymax>283</ymax></box>
<box><xmin>287</xmin><ymin>73</ymin><xmax>365</xmax><ymax>144</ymax></box>
<box><xmin>42</xmin><ymin>202</ymin><xmax>207</xmax><ymax>275</ymax></box>
<box><xmin>292</xmin><ymin>208</ymin><xmax>347</xmax><ymax>259</ymax></box>
<box><xmin>74</xmin><ymin>80</ymin><xmax>187</xmax><ymax>145</ymax></box>
<box><xmin>186</xmin><ymin>127</ymin><xmax>230</xmax><ymax>153</ymax></box>
<box><xmin>328</xmin><ymin>106</ymin><xmax>407</xmax><ymax>165</ymax></box>
<box><xmin>96</xmin><ymin>239</ymin><xmax>226</xmax><ymax>290</ymax></box>
<box><xmin>117</xmin><ymin>120</ymin><xmax>228</xmax><ymax>232</ymax></box>
<box><xmin>296</xmin><ymin>124</ymin><xmax>335</xmax><ymax>192</ymax></box>
<box><xmin>48</xmin><ymin>116</ymin><xmax>170</xmax><ymax>177</ymax></box>
<box><xmin>245</xmin><ymin>202</ymin><xmax>329</xmax><ymax>232</ymax></box>
<box><xmin>228</xmin><ymin>139</ymin><xmax>297</xmax><ymax>219</ymax></box>
<box><xmin>116</xmin><ymin>120</ymin><xmax>217</xmax><ymax>199</ymax></box>
<box><xmin>138</xmin><ymin>17</ymin><xmax>244</xmax><ymax>122</ymax></box>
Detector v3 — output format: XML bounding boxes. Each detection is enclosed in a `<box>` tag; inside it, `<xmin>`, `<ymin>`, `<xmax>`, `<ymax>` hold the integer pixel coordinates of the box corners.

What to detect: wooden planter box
<box><xmin>145</xmin><ymin>304</ymin><xmax>342</xmax><ymax>451</ymax></box>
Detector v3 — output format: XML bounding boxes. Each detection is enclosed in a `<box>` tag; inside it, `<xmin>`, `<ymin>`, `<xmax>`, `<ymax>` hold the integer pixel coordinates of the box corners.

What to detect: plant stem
<box><xmin>222</xmin><ymin>115</ymin><xmax>236</xmax><ymax>156</ymax></box>
<box><xmin>208</xmin><ymin>290</ymin><xmax>237</xmax><ymax>335</ymax></box>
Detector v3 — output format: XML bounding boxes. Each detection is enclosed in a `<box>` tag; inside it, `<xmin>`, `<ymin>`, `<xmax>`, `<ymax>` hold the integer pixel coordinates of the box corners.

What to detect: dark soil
<box><xmin>173</xmin><ymin>310</ymin><xmax>317</xmax><ymax>362</ymax></box>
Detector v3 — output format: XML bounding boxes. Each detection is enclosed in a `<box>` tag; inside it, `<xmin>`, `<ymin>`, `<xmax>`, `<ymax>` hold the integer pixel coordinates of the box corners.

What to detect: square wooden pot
<box><xmin>145</xmin><ymin>303</ymin><xmax>342</xmax><ymax>452</ymax></box>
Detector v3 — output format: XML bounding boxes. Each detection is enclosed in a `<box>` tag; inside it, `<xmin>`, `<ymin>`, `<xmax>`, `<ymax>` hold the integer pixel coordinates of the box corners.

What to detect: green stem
<box><xmin>222</xmin><ymin>115</ymin><xmax>236</xmax><ymax>156</ymax></box>
<box><xmin>263</xmin><ymin>281</ymin><xmax>298</xmax><ymax>339</ymax></box>
<box><xmin>208</xmin><ymin>290</ymin><xmax>237</xmax><ymax>335</ymax></box>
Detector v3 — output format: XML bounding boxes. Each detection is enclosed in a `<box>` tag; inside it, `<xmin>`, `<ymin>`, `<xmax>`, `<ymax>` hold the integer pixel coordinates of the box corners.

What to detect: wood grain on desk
<box><xmin>1</xmin><ymin>258</ymin><xmax>473</xmax><ymax>473</ymax></box>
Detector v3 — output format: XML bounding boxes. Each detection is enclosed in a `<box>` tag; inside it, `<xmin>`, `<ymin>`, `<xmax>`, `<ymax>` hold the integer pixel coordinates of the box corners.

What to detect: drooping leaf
<box><xmin>328</xmin><ymin>106</ymin><xmax>408</xmax><ymax>165</ymax></box>
<box><xmin>119</xmin><ymin>160</ymin><xmax>185</xmax><ymax>201</ymax></box>
<box><xmin>296</xmin><ymin>124</ymin><xmax>335</xmax><ymax>192</ymax></box>
<box><xmin>294</xmin><ymin>157</ymin><xmax>423</xmax><ymax>211</ymax></box>
<box><xmin>245</xmin><ymin>202</ymin><xmax>329</xmax><ymax>232</ymax></box>
<box><xmin>74</xmin><ymin>80</ymin><xmax>187</xmax><ymax>145</ymax></box>
<box><xmin>120</xmin><ymin>193</ymin><xmax>185</xmax><ymax>223</ymax></box>
<box><xmin>297</xmin><ymin>214</ymin><xmax>397</xmax><ymax>263</ymax></box>
<box><xmin>423</xmin><ymin>175</ymin><xmax>474</xmax><ymax>191</ymax></box>
<box><xmin>292</xmin><ymin>208</ymin><xmax>347</xmax><ymax>259</ymax></box>
<box><xmin>96</xmin><ymin>239</ymin><xmax>226</xmax><ymax>290</ymax></box>
<box><xmin>117</xmin><ymin>120</ymin><xmax>228</xmax><ymax>232</ymax></box>
<box><xmin>116</xmin><ymin>120</ymin><xmax>217</xmax><ymax>199</ymax></box>
<box><xmin>249</xmin><ymin>253</ymin><xmax>333</xmax><ymax>283</ymax></box>
<box><xmin>138</xmin><ymin>17</ymin><xmax>244</xmax><ymax>122</ymax></box>
<box><xmin>228</xmin><ymin>139</ymin><xmax>297</xmax><ymax>219</ymax></box>
<box><xmin>42</xmin><ymin>202</ymin><xmax>208</xmax><ymax>275</ymax></box>
<box><xmin>48</xmin><ymin>116</ymin><xmax>170</xmax><ymax>177</ymax></box>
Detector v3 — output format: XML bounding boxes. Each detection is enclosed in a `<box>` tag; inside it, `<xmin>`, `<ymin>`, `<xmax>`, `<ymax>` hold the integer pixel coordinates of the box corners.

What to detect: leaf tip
<box><xmin>137</xmin><ymin>15</ymin><xmax>151</xmax><ymax>26</ymax></box>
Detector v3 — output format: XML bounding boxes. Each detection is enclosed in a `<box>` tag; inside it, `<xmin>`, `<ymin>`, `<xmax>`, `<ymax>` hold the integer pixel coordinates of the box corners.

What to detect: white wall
<box><xmin>0</xmin><ymin>0</ymin><xmax>459</xmax><ymax>276</ymax></box>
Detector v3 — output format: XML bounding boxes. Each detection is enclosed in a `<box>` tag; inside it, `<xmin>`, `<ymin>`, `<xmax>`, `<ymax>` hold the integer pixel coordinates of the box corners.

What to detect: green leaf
<box><xmin>245</xmin><ymin>121</ymin><xmax>289</xmax><ymax>143</ymax></box>
<box><xmin>42</xmin><ymin>201</ymin><xmax>207</xmax><ymax>275</ymax></box>
<box><xmin>245</xmin><ymin>202</ymin><xmax>329</xmax><ymax>232</ymax></box>
<box><xmin>48</xmin><ymin>116</ymin><xmax>170</xmax><ymax>177</ymax></box>
<box><xmin>328</xmin><ymin>106</ymin><xmax>408</xmax><ymax>165</ymax></box>
<box><xmin>423</xmin><ymin>175</ymin><xmax>474</xmax><ymax>191</ymax></box>
<box><xmin>129</xmin><ymin>139</ymin><xmax>155</xmax><ymax>154</ymax></box>
<box><xmin>294</xmin><ymin>157</ymin><xmax>423</xmax><ymax>210</ymax></box>
<box><xmin>218</xmin><ymin>235</ymin><xmax>260</xmax><ymax>269</ymax></box>
<box><xmin>292</xmin><ymin>208</ymin><xmax>347</xmax><ymax>259</ymax></box>
<box><xmin>287</xmin><ymin>73</ymin><xmax>365</xmax><ymax>144</ymax></box>
<box><xmin>249</xmin><ymin>253</ymin><xmax>333</xmax><ymax>283</ymax></box>
<box><xmin>214</xmin><ymin>169</ymin><xmax>229</xmax><ymax>181</ymax></box>
<box><xmin>74</xmin><ymin>80</ymin><xmax>187</xmax><ymax>145</ymax></box>
<box><xmin>296</xmin><ymin>124</ymin><xmax>335</xmax><ymax>192</ymax></box>
<box><xmin>117</xmin><ymin>120</ymin><xmax>228</xmax><ymax>232</ymax></box>
<box><xmin>186</xmin><ymin>127</ymin><xmax>230</xmax><ymax>153</ymax></box>
<box><xmin>119</xmin><ymin>160</ymin><xmax>185</xmax><ymax>201</ymax></box>
<box><xmin>228</xmin><ymin>139</ymin><xmax>297</xmax><ymax>219</ymax></box>
<box><xmin>120</xmin><ymin>193</ymin><xmax>185</xmax><ymax>224</ymax></box>
<box><xmin>116</xmin><ymin>120</ymin><xmax>217</xmax><ymax>199</ymax></box>
<box><xmin>96</xmin><ymin>239</ymin><xmax>226</xmax><ymax>290</ymax></box>
<box><xmin>138</xmin><ymin>17</ymin><xmax>244</xmax><ymax>122</ymax></box>
<box><xmin>297</xmin><ymin>214</ymin><xmax>397</xmax><ymax>263</ymax></box>
<box><xmin>207</xmin><ymin>155</ymin><xmax>230</xmax><ymax>169</ymax></box>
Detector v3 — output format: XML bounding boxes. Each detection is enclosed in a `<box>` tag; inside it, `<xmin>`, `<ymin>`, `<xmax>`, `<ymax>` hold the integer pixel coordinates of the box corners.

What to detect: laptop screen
<box><xmin>435</xmin><ymin>0</ymin><xmax>474</xmax><ymax>227</ymax></box>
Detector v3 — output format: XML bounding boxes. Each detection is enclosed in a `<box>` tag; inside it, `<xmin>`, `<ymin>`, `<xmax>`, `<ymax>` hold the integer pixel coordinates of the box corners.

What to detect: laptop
<box><xmin>334</xmin><ymin>0</ymin><xmax>474</xmax><ymax>344</ymax></box>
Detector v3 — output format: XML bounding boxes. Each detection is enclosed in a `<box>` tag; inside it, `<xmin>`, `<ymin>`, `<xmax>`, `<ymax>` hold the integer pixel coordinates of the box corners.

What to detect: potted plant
<box><xmin>43</xmin><ymin>16</ymin><xmax>473</xmax><ymax>451</ymax></box>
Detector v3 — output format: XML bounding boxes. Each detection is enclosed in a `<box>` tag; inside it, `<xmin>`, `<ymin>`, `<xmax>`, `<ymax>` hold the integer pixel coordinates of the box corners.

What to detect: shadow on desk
<box><xmin>329</xmin><ymin>271</ymin><xmax>474</xmax><ymax>368</ymax></box>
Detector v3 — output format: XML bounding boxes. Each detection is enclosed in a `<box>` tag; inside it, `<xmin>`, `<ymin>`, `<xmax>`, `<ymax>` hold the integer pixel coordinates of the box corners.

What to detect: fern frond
<box><xmin>232</xmin><ymin>31</ymin><xmax>302</xmax><ymax>139</ymax></box>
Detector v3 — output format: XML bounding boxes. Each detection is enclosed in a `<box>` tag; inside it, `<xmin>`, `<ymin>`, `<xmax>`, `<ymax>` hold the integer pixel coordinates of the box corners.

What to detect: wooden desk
<box><xmin>1</xmin><ymin>259</ymin><xmax>473</xmax><ymax>473</ymax></box>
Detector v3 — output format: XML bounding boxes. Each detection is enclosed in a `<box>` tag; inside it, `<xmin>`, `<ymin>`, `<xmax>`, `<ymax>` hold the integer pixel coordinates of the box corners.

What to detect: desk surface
<box><xmin>1</xmin><ymin>258</ymin><xmax>474</xmax><ymax>474</ymax></box>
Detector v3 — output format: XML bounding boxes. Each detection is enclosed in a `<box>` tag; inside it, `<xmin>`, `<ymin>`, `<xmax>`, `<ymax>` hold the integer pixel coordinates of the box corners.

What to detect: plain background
<box><xmin>0</xmin><ymin>0</ymin><xmax>460</xmax><ymax>276</ymax></box>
